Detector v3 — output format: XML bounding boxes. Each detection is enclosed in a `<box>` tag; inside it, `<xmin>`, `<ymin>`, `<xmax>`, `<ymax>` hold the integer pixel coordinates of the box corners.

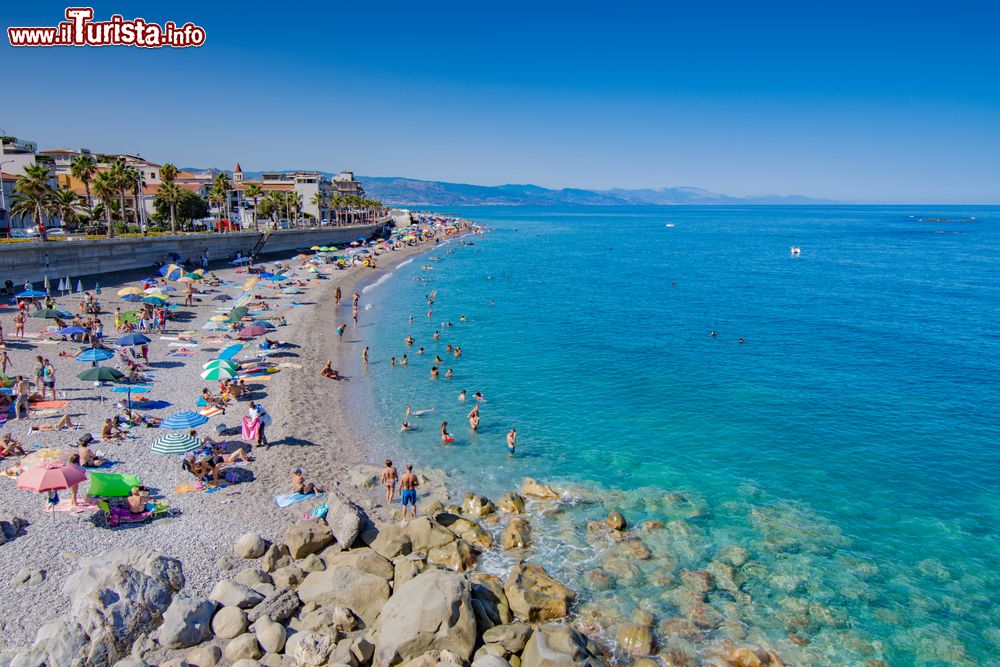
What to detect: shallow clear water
<box><xmin>347</xmin><ymin>206</ymin><xmax>1000</xmax><ymax>665</ymax></box>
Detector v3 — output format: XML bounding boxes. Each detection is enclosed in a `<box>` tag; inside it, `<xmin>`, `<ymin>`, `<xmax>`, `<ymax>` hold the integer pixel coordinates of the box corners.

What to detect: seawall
<box><xmin>0</xmin><ymin>224</ymin><xmax>385</xmax><ymax>284</ymax></box>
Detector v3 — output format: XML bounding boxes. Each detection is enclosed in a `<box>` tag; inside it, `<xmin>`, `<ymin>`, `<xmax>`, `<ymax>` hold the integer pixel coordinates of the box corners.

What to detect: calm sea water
<box><xmin>346</xmin><ymin>206</ymin><xmax>1000</xmax><ymax>665</ymax></box>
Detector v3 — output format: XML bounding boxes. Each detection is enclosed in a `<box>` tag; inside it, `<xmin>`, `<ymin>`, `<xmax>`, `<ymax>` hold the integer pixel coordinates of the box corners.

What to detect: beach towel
<box><xmin>274</xmin><ymin>492</ymin><xmax>323</xmax><ymax>508</ymax></box>
<box><xmin>45</xmin><ymin>497</ymin><xmax>101</xmax><ymax>513</ymax></box>
<box><xmin>28</xmin><ymin>400</ymin><xmax>69</xmax><ymax>409</ymax></box>
<box><xmin>241</xmin><ymin>416</ymin><xmax>260</xmax><ymax>443</ymax></box>
<box><xmin>168</xmin><ymin>350</ymin><xmax>195</xmax><ymax>357</ymax></box>
<box><xmin>196</xmin><ymin>397</ymin><xmax>208</xmax><ymax>407</ymax></box>
<box><xmin>204</xmin><ymin>484</ymin><xmax>229</xmax><ymax>494</ymax></box>
<box><xmin>200</xmin><ymin>406</ymin><xmax>224</xmax><ymax>418</ymax></box>
<box><xmin>168</xmin><ymin>342</ymin><xmax>197</xmax><ymax>347</ymax></box>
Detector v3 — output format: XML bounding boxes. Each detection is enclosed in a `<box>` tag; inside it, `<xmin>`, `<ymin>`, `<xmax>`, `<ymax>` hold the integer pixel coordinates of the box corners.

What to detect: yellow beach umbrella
<box><xmin>243</xmin><ymin>277</ymin><xmax>259</xmax><ymax>290</ymax></box>
<box><xmin>209</xmin><ymin>315</ymin><xmax>228</xmax><ymax>322</ymax></box>
<box><xmin>117</xmin><ymin>287</ymin><xmax>145</xmax><ymax>296</ymax></box>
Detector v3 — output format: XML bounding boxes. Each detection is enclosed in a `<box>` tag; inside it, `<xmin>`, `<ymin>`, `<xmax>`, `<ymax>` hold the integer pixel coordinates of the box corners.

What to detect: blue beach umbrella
<box><xmin>141</xmin><ymin>296</ymin><xmax>168</xmax><ymax>306</ymax></box>
<box><xmin>117</xmin><ymin>333</ymin><xmax>151</xmax><ymax>347</ymax></box>
<box><xmin>75</xmin><ymin>348</ymin><xmax>114</xmax><ymax>364</ymax></box>
<box><xmin>111</xmin><ymin>384</ymin><xmax>151</xmax><ymax>410</ymax></box>
<box><xmin>219</xmin><ymin>343</ymin><xmax>244</xmax><ymax>360</ymax></box>
<box><xmin>151</xmin><ymin>432</ymin><xmax>201</xmax><ymax>455</ymax></box>
<box><xmin>121</xmin><ymin>294</ymin><xmax>143</xmax><ymax>302</ymax></box>
<box><xmin>159</xmin><ymin>411</ymin><xmax>208</xmax><ymax>430</ymax></box>
<box><xmin>57</xmin><ymin>326</ymin><xmax>88</xmax><ymax>336</ymax></box>
<box><xmin>16</xmin><ymin>290</ymin><xmax>46</xmax><ymax>299</ymax></box>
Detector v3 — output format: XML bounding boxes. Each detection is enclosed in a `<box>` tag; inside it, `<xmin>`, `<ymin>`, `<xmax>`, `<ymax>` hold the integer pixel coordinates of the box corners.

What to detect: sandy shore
<box><xmin>0</xmin><ymin>238</ymin><xmax>441</xmax><ymax>652</ymax></box>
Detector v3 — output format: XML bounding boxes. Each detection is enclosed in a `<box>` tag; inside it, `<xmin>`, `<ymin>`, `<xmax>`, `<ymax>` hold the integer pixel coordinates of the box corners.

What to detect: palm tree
<box><xmin>51</xmin><ymin>189</ymin><xmax>85</xmax><ymax>231</ymax></box>
<box><xmin>92</xmin><ymin>171</ymin><xmax>117</xmax><ymax>237</ymax></box>
<box><xmin>70</xmin><ymin>154</ymin><xmax>97</xmax><ymax>219</ymax></box>
<box><xmin>10</xmin><ymin>164</ymin><xmax>55</xmax><ymax>235</ymax></box>
<box><xmin>244</xmin><ymin>183</ymin><xmax>263</xmax><ymax>231</ymax></box>
<box><xmin>263</xmin><ymin>192</ymin><xmax>283</xmax><ymax>228</ymax></box>
<box><xmin>157</xmin><ymin>181</ymin><xmax>182</xmax><ymax>233</ymax></box>
<box><xmin>108</xmin><ymin>159</ymin><xmax>133</xmax><ymax>230</ymax></box>
<box><xmin>208</xmin><ymin>187</ymin><xmax>226</xmax><ymax>230</ymax></box>
<box><xmin>288</xmin><ymin>191</ymin><xmax>303</xmax><ymax>226</ymax></box>
<box><xmin>213</xmin><ymin>172</ymin><xmax>231</xmax><ymax>224</ymax></box>
<box><xmin>310</xmin><ymin>191</ymin><xmax>327</xmax><ymax>226</ymax></box>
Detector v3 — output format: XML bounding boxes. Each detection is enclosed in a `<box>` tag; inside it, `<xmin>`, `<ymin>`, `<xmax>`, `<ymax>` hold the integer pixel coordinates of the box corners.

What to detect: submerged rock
<box><xmin>520</xmin><ymin>624</ymin><xmax>603</xmax><ymax>667</ymax></box>
<box><xmin>520</xmin><ymin>478</ymin><xmax>560</xmax><ymax>500</ymax></box>
<box><xmin>498</xmin><ymin>492</ymin><xmax>527</xmax><ymax>514</ymax></box>
<box><xmin>463</xmin><ymin>493</ymin><xmax>496</xmax><ymax>517</ymax></box>
<box><xmin>503</xmin><ymin>562</ymin><xmax>576</xmax><ymax>622</ymax></box>
<box><xmin>502</xmin><ymin>517</ymin><xmax>532</xmax><ymax>550</ymax></box>
<box><xmin>606</xmin><ymin>512</ymin><xmax>627</xmax><ymax>531</ymax></box>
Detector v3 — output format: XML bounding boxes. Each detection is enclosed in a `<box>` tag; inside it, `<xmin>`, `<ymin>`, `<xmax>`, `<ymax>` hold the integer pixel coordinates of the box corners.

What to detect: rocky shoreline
<box><xmin>3</xmin><ymin>466</ymin><xmax>788</xmax><ymax>667</ymax></box>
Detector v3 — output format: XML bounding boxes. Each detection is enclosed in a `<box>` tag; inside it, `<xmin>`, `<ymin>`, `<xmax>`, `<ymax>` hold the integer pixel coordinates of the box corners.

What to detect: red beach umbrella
<box><xmin>17</xmin><ymin>462</ymin><xmax>87</xmax><ymax>492</ymax></box>
<box><xmin>237</xmin><ymin>325</ymin><xmax>267</xmax><ymax>339</ymax></box>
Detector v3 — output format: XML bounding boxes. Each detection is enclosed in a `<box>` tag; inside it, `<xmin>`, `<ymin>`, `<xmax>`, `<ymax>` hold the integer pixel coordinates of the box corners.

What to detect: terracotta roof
<box><xmin>1</xmin><ymin>171</ymin><xmax>20</xmax><ymax>182</ymax></box>
<box><xmin>234</xmin><ymin>163</ymin><xmax>242</xmax><ymax>173</ymax></box>
<box><xmin>40</xmin><ymin>149</ymin><xmax>80</xmax><ymax>155</ymax></box>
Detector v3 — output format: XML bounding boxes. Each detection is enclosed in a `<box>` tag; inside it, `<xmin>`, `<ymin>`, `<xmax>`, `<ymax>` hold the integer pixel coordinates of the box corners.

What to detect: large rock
<box><xmin>519</xmin><ymin>478</ymin><xmax>560</xmax><ymax>500</ymax></box>
<box><xmin>325</xmin><ymin>549</ymin><xmax>395</xmax><ymax>580</ymax></box>
<box><xmin>271</xmin><ymin>565</ymin><xmax>306</xmax><ymax>589</ymax></box>
<box><xmin>605</xmin><ymin>512</ymin><xmax>626</xmax><ymax>531</ymax></box>
<box><xmin>209</xmin><ymin>579</ymin><xmax>264</xmax><ymax>609</ymax></box>
<box><xmin>260</xmin><ymin>543</ymin><xmax>292</xmax><ymax>573</ymax></box>
<box><xmin>470</xmin><ymin>573</ymin><xmax>513</xmax><ymax>629</ymax></box>
<box><xmin>0</xmin><ymin>512</ymin><xmax>27</xmax><ymax>543</ymax></box>
<box><xmin>328</xmin><ymin>496</ymin><xmax>370</xmax><ymax>548</ymax></box>
<box><xmin>247</xmin><ymin>587</ymin><xmax>301</xmax><ymax>623</ymax></box>
<box><xmin>482</xmin><ymin>623</ymin><xmax>532</xmax><ymax>653</ymax></box>
<box><xmin>474</xmin><ymin>657</ymin><xmax>514</xmax><ymax>667</ymax></box>
<box><xmin>462</xmin><ymin>493</ymin><xmax>495</xmax><ymax>517</ymax></box>
<box><xmin>186</xmin><ymin>643</ymin><xmax>222</xmax><ymax>667</ymax></box>
<box><xmin>297</xmin><ymin>564</ymin><xmax>390</xmax><ymax>626</ymax></box>
<box><xmin>497</xmin><ymin>493</ymin><xmax>526</xmax><ymax>514</ymax></box>
<box><xmin>370</xmin><ymin>524</ymin><xmax>413</xmax><ymax>560</ymax></box>
<box><xmin>287</xmin><ymin>631</ymin><xmax>332</xmax><ymax>666</ymax></box>
<box><xmin>373</xmin><ymin>570</ymin><xmax>476</xmax><ymax>667</ymax></box>
<box><xmin>224</xmin><ymin>633</ymin><xmax>262</xmax><ymax>662</ymax></box>
<box><xmin>393</xmin><ymin>553</ymin><xmax>430</xmax><ymax>588</ymax></box>
<box><xmin>158</xmin><ymin>596</ymin><xmax>217</xmax><ymax>649</ymax></box>
<box><xmin>503</xmin><ymin>563</ymin><xmax>575</xmax><ymax>622</ymax></box>
<box><xmin>520</xmin><ymin>624</ymin><xmax>603</xmax><ymax>667</ymax></box>
<box><xmin>615</xmin><ymin>623</ymin><xmax>653</xmax><ymax>656</ymax></box>
<box><xmin>212</xmin><ymin>606</ymin><xmax>248</xmax><ymax>639</ymax></box>
<box><xmin>404</xmin><ymin>517</ymin><xmax>457</xmax><ymax>553</ymax></box>
<box><xmin>253</xmin><ymin>616</ymin><xmax>286</xmax><ymax>654</ymax></box>
<box><xmin>501</xmin><ymin>518</ymin><xmax>532</xmax><ymax>550</ymax></box>
<box><xmin>235</xmin><ymin>533</ymin><xmax>268</xmax><ymax>559</ymax></box>
<box><xmin>427</xmin><ymin>539</ymin><xmax>478</xmax><ymax>572</ymax></box>
<box><xmin>284</xmin><ymin>519</ymin><xmax>334</xmax><ymax>560</ymax></box>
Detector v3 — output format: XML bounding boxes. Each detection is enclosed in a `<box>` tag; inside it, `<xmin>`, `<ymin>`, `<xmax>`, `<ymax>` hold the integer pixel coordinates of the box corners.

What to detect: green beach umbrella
<box><xmin>203</xmin><ymin>359</ymin><xmax>238</xmax><ymax>372</ymax></box>
<box><xmin>121</xmin><ymin>310</ymin><xmax>141</xmax><ymax>324</ymax></box>
<box><xmin>77</xmin><ymin>366</ymin><xmax>125</xmax><ymax>382</ymax></box>
<box><xmin>200</xmin><ymin>367</ymin><xmax>236</xmax><ymax>381</ymax></box>
<box><xmin>150</xmin><ymin>432</ymin><xmax>201</xmax><ymax>456</ymax></box>
<box><xmin>141</xmin><ymin>296</ymin><xmax>168</xmax><ymax>306</ymax></box>
<box><xmin>30</xmin><ymin>308</ymin><xmax>72</xmax><ymax>319</ymax></box>
<box><xmin>227</xmin><ymin>306</ymin><xmax>249</xmax><ymax>323</ymax></box>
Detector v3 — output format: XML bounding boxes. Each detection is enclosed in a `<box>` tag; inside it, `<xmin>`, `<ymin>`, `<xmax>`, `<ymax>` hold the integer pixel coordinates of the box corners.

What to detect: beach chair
<box><xmin>97</xmin><ymin>499</ymin><xmax>170</xmax><ymax>527</ymax></box>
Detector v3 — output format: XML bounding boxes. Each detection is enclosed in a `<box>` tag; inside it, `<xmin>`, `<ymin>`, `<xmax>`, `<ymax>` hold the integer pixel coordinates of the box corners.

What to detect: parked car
<box><xmin>8</xmin><ymin>229</ymin><xmax>31</xmax><ymax>239</ymax></box>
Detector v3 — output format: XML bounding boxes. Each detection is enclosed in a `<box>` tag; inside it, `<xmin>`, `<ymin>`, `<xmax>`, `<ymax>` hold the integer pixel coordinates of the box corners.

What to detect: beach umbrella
<box><xmin>183</xmin><ymin>272</ymin><xmax>203</xmax><ymax>281</ymax></box>
<box><xmin>116</xmin><ymin>333</ymin><xmax>151</xmax><ymax>347</ymax></box>
<box><xmin>227</xmin><ymin>306</ymin><xmax>249</xmax><ymax>323</ymax></box>
<box><xmin>203</xmin><ymin>358</ymin><xmax>238</xmax><ymax>372</ymax></box>
<box><xmin>147</xmin><ymin>285</ymin><xmax>176</xmax><ymax>293</ymax></box>
<box><xmin>95</xmin><ymin>283</ymin><xmax>101</xmax><ymax>295</ymax></box>
<box><xmin>16</xmin><ymin>290</ymin><xmax>46</xmax><ymax>299</ymax></box>
<box><xmin>17</xmin><ymin>462</ymin><xmax>87</xmax><ymax>509</ymax></box>
<box><xmin>237</xmin><ymin>325</ymin><xmax>267</xmax><ymax>339</ymax></box>
<box><xmin>57</xmin><ymin>279</ymin><xmax>65</xmax><ymax>292</ymax></box>
<box><xmin>211</xmin><ymin>294</ymin><xmax>231</xmax><ymax>302</ymax></box>
<box><xmin>202</xmin><ymin>321</ymin><xmax>227</xmax><ymax>331</ymax></box>
<box><xmin>43</xmin><ymin>276</ymin><xmax>50</xmax><ymax>293</ymax></box>
<box><xmin>57</xmin><ymin>326</ymin><xmax>88</xmax><ymax>336</ymax></box>
<box><xmin>159</xmin><ymin>264</ymin><xmax>183</xmax><ymax>279</ymax></box>
<box><xmin>76</xmin><ymin>280</ymin><xmax>83</xmax><ymax>293</ymax></box>
<box><xmin>141</xmin><ymin>296</ymin><xmax>168</xmax><ymax>306</ymax></box>
<box><xmin>151</xmin><ymin>432</ymin><xmax>201</xmax><ymax>456</ymax></box>
<box><xmin>31</xmin><ymin>309</ymin><xmax>73</xmax><ymax>319</ymax></box>
<box><xmin>64</xmin><ymin>276</ymin><xmax>71</xmax><ymax>293</ymax></box>
<box><xmin>310</xmin><ymin>246</ymin><xmax>322</xmax><ymax>251</ymax></box>
<box><xmin>111</xmin><ymin>384</ymin><xmax>151</xmax><ymax>411</ymax></box>
<box><xmin>201</xmin><ymin>367</ymin><xmax>236</xmax><ymax>381</ymax></box>
<box><xmin>77</xmin><ymin>366</ymin><xmax>125</xmax><ymax>382</ymax></box>
<box><xmin>118</xmin><ymin>287</ymin><xmax>145</xmax><ymax>296</ymax></box>
<box><xmin>160</xmin><ymin>411</ymin><xmax>208</xmax><ymax>430</ymax></box>
<box><xmin>219</xmin><ymin>343</ymin><xmax>244</xmax><ymax>360</ymax></box>
<box><xmin>75</xmin><ymin>348</ymin><xmax>114</xmax><ymax>363</ymax></box>
<box><xmin>233</xmin><ymin>292</ymin><xmax>253</xmax><ymax>308</ymax></box>
<box><xmin>120</xmin><ymin>294</ymin><xmax>143</xmax><ymax>302</ymax></box>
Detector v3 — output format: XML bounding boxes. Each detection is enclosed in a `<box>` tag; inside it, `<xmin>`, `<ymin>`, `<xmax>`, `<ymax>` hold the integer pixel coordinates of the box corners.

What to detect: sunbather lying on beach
<box><xmin>200</xmin><ymin>388</ymin><xmax>228</xmax><ymax>411</ymax></box>
<box><xmin>182</xmin><ymin>455</ymin><xmax>220</xmax><ymax>483</ymax></box>
<box><xmin>0</xmin><ymin>434</ymin><xmax>26</xmax><ymax>456</ymax></box>
<box><xmin>29</xmin><ymin>414</ymin><xmax>77</xmax><ymax>431</ymax></box>
<box><xmin>122</xmin><ymin>408</ymin><xmax>161</xmax><ymax>428</ymax></box>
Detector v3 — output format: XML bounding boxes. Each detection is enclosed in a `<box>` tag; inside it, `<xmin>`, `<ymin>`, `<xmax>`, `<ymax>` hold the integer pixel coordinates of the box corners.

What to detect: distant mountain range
<box><xmin>196</xmin><ymin>169</ymin><xmax>834</xmax><ymax>207</ymax></box>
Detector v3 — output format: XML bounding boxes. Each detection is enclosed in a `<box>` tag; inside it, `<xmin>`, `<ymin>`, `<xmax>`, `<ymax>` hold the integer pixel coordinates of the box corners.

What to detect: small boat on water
<box><xmin>665</xmin><ymin>223</ymin><xmax>675</xmax><ymax>228</ymax></box>
<box><xmin>790</xmin><ymin>246</ymin><xmax>801</xmax><ymax>256</ymax></box>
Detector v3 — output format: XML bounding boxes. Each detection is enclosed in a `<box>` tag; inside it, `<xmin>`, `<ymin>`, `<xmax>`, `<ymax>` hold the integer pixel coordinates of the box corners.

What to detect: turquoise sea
<box><xmin>345</xmin><ymin>206</ymin><xmax>1000</xmax><ymax>665</ymax></box>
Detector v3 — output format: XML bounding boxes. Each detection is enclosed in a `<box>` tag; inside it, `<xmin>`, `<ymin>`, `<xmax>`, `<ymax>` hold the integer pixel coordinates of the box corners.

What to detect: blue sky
<box><xmin>2</xmin><ymin>0</ymin><xmax>999</xmax><ymax>202</ymax></box>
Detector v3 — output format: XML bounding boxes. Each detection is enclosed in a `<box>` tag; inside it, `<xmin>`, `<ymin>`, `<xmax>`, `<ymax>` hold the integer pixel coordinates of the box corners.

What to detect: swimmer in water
<box><xmin>738</xmin><ymin>337</ymin><xmax>745</xmax><ymax>344</ymax></box>
<box><xmin>441</xmin><ymin>421</ymin><xmax>451</xmax><ymax>444</ymax></box>
<box><xmin>417</xmin><ymin>347</ymin><xmax>425</xmax><ymax>355</ymax></box>
<box><xmin>434</xmin><ymin>355</ymin><xmax>443</xmax><ymax>363</ymax></box>
<box><xmin>430</xmin><ymin>366</ymin><xmax>439</xmax><ymax>379</ymax></box>
<box><xmin>710</xmin><ymin>331</ymin><xmax>717</xmax><ymax>337</ymax></box>
<box><xmin>474</xmin><ymin>392</ymin><xmax>486</xmax><ymax>402</ymax></box>
<box><xmin>391</xmin><ymin>357</ymin><xmax>397</xmax><ymax>367</ymax></box>
<box><xmin>458</xmin><ymin>389</ymin><xmax>467</xmax><ymax>401</ymax></box>
<box><xmin>405</xmin><ymin>405</ymin><xmax>412</xmax><ymax>416</ymax></box>
<box><xmin>433</xmin><ymin>330</ymin><xmax>440</xmax><ymax>340</ymax></box>
<box><xmin>468</xmin><ymin>404</ymin><xmax>480</xmax><ymax>432</ymax></box>
<box><xmin>506</xmin><ymin>427</ymin><xmax>517</xmax><ymax>455</ymax></box>
<box><xmin>405</xmin><ymin>335</ymin><xmax>414</xmax><ymax>346</ymax></box>
<box><xmin>400</xmin><ymin>422</ymin><xmax>411</xmax><ymax>432</ymax></box>
<box><xmin>460</xmin><ymin>315</ymin><xmax>467</xmax><ymax>322</ymax></box>
<box><xmin>446</xmin><ymin>344</ymin><xmax>453</xmax><ymax>353</ymax></box>
<box><xmin>445</xmin><ymin>369</ymin><xmax>453</xmax><ymax>378</ymax></box>
<box><xmin>408</xmin><ymin>315</ymin><xmax>413</xmax><ymax>324</ymax></box>
<box><xmin>489</xmin><ymin>300</ymin><xmax>494</xmax><ymax>306</ymax></box>
<box><xmin>454</xmin><ymin>347</ymin><xmax>462</xmax><ymax>358</ymax></box>
<box><xmin>401</xmin><ymin>354</ymin><xmax>408</xmax><ymax>366</ymax></box>
<box><xmin>362</xmin><ymin>347</ymin><xmax>369</xmax><ymax>365</ymax></box>
<box><xmin>427</xmin><ymin>310</ymin><xmax>433</xmax><ymax>318</ymax></box>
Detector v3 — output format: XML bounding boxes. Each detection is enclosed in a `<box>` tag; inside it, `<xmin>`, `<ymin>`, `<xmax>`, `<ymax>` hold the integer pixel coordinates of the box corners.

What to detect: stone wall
<box><xmin>0</xmin><ymin>224</ymin><xmax>385</xmax><ymax>284</ymax></box>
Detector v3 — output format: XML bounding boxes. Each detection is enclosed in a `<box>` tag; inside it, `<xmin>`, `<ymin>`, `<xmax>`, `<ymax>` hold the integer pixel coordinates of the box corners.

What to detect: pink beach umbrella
<box><xmin>237</xmin><ymin>325</ymin><xmax>267</xmax><ymax>339</ymax></box>
<box><xmin>17</xmin><ymin>462</ymin><xmax>87</xmax><ymax>514</ymax></box>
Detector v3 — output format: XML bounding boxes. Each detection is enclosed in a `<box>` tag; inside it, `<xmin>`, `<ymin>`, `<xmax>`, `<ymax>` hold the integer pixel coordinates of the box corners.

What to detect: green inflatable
<box><xmin>87</xmin><ymin>472</ymin><xmax>142</xmax><ymax>498</ymax></box>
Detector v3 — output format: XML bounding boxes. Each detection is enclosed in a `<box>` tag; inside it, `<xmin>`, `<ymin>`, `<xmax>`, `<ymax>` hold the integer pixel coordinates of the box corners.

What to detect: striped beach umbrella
<box><xmin>75</xmin><ymin>348</ymin><xmax>114</xmax><ymax>363</ymax></box>
<box><xmin>203</xmin><ymin>359</ymin><xmax>238</xmax><ymax>372</ymax></box>
<box><xmin>150</xmin><ymin>432</ymin><xmax>201</xmax><ymax>455</ymax></box>
<box><xmin>201</xmin><ymin>367</ymin><xmax>236</xmax><ymax>381</ymax></box>
<box><xmin>159</xmin><ymin>411</ymin><xmax>209</xmax><ymax>430</ymax></box>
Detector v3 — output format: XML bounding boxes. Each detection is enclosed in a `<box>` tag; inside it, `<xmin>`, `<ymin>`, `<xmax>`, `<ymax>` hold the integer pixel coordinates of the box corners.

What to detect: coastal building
<box><xmin>332</xmin><ymin>170</ymin><xmax>365</xmax><ymax>197</ymax></box>
<box><xmin>0</xmin><ymin>136</ymin><xmax>40</xmax><ymax>177</ymax></box>
<box><xmin>231</xmin><ymin>168</ymin><xmax>333</xmax><ymax>226</ymax></box>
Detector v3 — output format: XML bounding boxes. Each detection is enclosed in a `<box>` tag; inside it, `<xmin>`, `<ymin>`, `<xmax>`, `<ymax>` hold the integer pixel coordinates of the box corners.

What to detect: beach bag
<box><xmin>225</xmin><ymin>469</ymin><xmax>240</xmax><ymax>484</ymax></box>
<box><xmin>260</xmin><ymin>412</ymin><xmax>272</xmax><ymax>427</ymax></box>
<box><xmin>310</xmin><ymin>503</ymin><xmax>329</xmax><ymax>519</ymax></box>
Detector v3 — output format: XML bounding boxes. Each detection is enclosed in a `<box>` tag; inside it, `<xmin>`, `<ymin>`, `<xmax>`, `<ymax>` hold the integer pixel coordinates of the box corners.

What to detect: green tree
<box><xmin>244</xmin><ymin>182</ymin><xmax>263</xmax><ymax>231</ymax></box>
<box><xmin>70</xmin><ymin>154</ymin><xmax>97</xmax><ymax>219</ymax></box>
<box><xmin>51</xmin><ymin>189</ymin><xmax>85</xmax><ymax>231</ymax></box>
<box><xmin>288</xmin><ymin>191</ymin><xmax>303</xmax><ymax>226</ymax></box>
<box><xmin>92</xmin><ymin>170</ymin><xmax>117</xmax><ymax>237</ymax></box>
<box><xmin>10</xmin><ymin>164</ymin><xmax>55</xmax><ymax>235</ymax></box>
<box><xmin>310</xmin><ymin>190</ymin><xmax>327</xmax><ymax>225</ymax></box>
<box><xmin>213</xmin><ymin>172</ymin><xmax>232</xmax><ymax>223</ymax></box>
<box><xmin>159</xmin><ymin>163</ymin><xmax>179</xmax><ymax>232</ymax></box>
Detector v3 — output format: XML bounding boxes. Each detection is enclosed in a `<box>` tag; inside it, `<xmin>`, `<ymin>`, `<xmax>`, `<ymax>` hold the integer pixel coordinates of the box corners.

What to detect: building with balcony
<box><xmin>332</xmin><ymin>170</ymin><xmax>365</xmax><ymax>197</ymax></box>
<box><xmin>230</xmin><ymin>167</ymin><xmax>333</xmax><ymax>226</ymax></box>
<box><xmin>0</xmin><ymin>136</ymin><xmax>39</xmax><ymax>177</ymax></box>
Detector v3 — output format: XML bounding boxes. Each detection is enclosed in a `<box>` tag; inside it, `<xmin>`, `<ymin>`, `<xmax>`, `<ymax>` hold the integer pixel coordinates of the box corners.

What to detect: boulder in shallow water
<box><xmin>501</xmin><ymin>517</ymin><xmax>532</xmax><ymax>550</ymax></box>
<box><xmin>520</xmin><ymin>478</ymin><xmax>560</xmax><ymax>500</ymax></box>
<box><xmin>462</xmin><ymin>493</ymin><xmax>496</xmax><ymax>517</ymax></box>
<box><xmin>503</xmin><ymin>562</ymin><xmax>575</xmax><ymax>622</ymax></box>
<box><xmin>605</xmin><ymin>511</ymin><xmax>627</xmax><ymax>531</ymax></box>
<box><xmin>158</xmin><ymin>595</ymin><xmax>217</xmax><ymax>649</ymax></box>
<box><xmin>497</xmin><ymin>492</ymin><xmax>526</xmax><ymax>514</ymax></box>
<box><xmin>615</xmin><ymin>623</ymin><xmax>654</xmax><ymax>656</ymax></box>
<box><xmin>373</xmin><ymin>570</ymin><xmax>476</xmax><ymax>667</ymax></box>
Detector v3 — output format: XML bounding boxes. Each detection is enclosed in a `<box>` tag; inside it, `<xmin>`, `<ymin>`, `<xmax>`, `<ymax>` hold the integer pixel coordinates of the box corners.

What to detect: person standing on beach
<box><xmin>337</xmin><ymin>324</ymin><xmax>346</xmax><ymax>339</ymax></box>
<box><xmin>12</xmin><ymin>376</ymin><xmax>30</xmax><ymax>421</ymax></box>
<box><xmin>381</xmin><ymin>459</ymin><xmax>398</xmax><ymax>503</ymax></box>
<box><xmin>362</xmin><ymin>347</ymin><xmax>369</xmax><ymax>366</ymax></box>
<box><xmin>33</xmin><ymin>356</ymin><xmax>45</xmax><ymax>395</ymax></box>
<box><xmin>41</xmin><ymin>359</ymin><xmax>56</xmax><ymax>401</ymax></box>
<box><xmin>249</xmin><ymin>401</ymin><xmax>270</xmax><ymax>449</ymax></box>
<box><xmin>352</xmin><ymin>292</ymin><xmax>360</xmax><ymax>308</ymax></box>
<box><xmin>507</xmin><ymin>427</ymin><xmax>517</xmax><ymax>455</ymax></box>
<box><xmin>335</xmin><ymin>286</ymin><xmax>342</xmax><ymax>306</ymax></box>
<box><xmin>352</xmin><ymin>305</ymin><xmax>359</xmax><ymax>326</ymax></box>
<box><xmin>399</xmin><ymin>464</ymin><xmax>419</xmax><ymax>521</ymax></box>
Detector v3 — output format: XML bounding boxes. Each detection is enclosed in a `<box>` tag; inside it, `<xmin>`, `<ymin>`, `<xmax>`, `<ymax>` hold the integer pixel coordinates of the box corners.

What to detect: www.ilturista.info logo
<box><xmin>7</xmin><ymin>7</ymin><xmax>206</xmax><ymax>48</ymax></box>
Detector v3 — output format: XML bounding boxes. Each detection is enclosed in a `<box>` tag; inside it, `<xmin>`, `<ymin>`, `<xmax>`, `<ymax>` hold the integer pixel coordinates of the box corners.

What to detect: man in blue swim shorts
<box><xmin>399</xmin><ymin>464</ymin><xmax>419</xmax><ymax>521</ymax></box>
